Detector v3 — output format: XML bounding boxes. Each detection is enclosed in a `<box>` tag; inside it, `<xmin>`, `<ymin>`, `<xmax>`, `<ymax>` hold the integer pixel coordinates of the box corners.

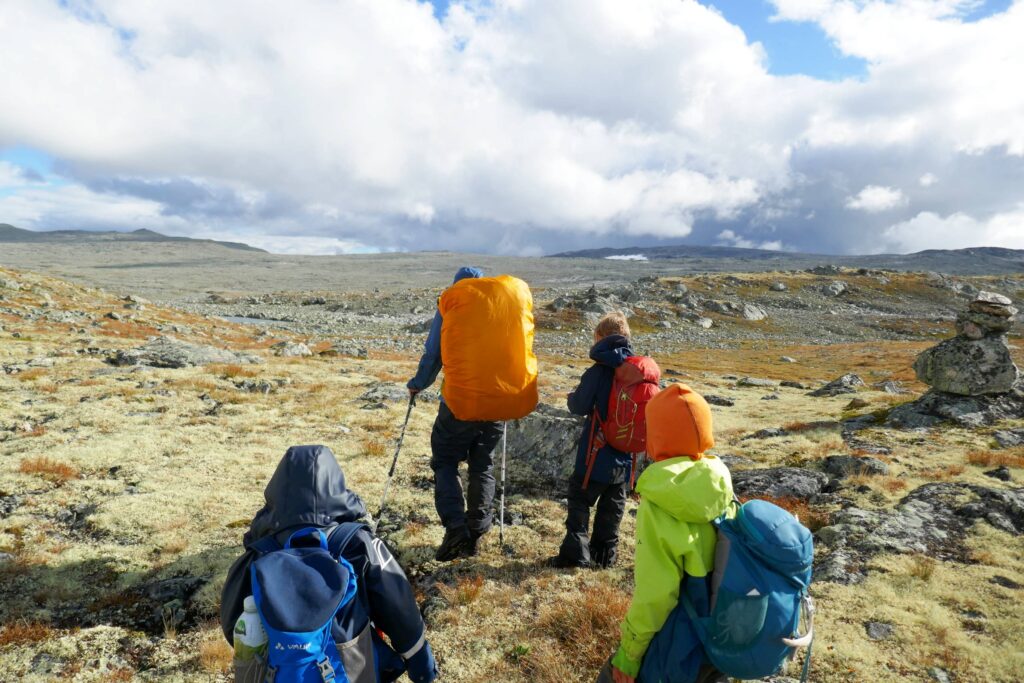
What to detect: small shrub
<box><xmin>0</xmin><ymin>621</ymin><xmax>53</xmax><ymax>646</ymax></box>
<box><xmin>437</xmin><ymin>575</ymin><xmax>485</xmax><ymax>607</ymax></box>
<box><xmin>920</xmin><ymin>464</ymin><xmax>966</xmax><ymax>480</ymax></box>
<box><xmin>15</xmin><ymin>368</ymin><xmax>47</xmax><ymax>381</ymax></box>
<box><xmin>967</xmin><ymin>448</ymin><xmax>1024</xmax><ymax>468</ymax></box>
<box><xmin>909</xmin><ymin>555</ymin><xmax>936</xmax><ymax>582</ymax></box>
<box><xmin>881</xmin><ymin>477</ymin><xmax>909</xmax><ymax>493</ymax></box>
<box><xmin>739</xmin><ymin>495</ymin><xmax>830</xmax><ymax>532</ymax></box>
<box><xmin>363</xmin><ymin>437</ymin><xmax>387</xmax><ymax>457</ymax></box>
<box><xmin>212</xmin><ymin>363</ymin><xmax>258</xmax><ymax>379</ymax></box>
<box><xmin>18</xmin><ymin>456</ymin><xmax>79</xmax><ymax>483</ymax></box>
<box><xmin>199</xmin><ymin>631</ymin><xmax>234</xmax><ymax>674</ymax></box>
<box><xmin>529</xmin><ymin>583</ymin><xmax>630</xmax><ymax>677</ymax></box>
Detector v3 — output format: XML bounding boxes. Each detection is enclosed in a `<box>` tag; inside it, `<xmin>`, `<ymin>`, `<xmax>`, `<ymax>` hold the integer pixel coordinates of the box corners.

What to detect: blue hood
<box><xmin>453</xmin><ymin>266</ymin><xmax>483</xmax><ymax>283</ymax></box>
<box><xmin>244</xmin><ymin>445</ymin><xmax>366</xmax><ymax>547</ymax></box>
<box><xmin>589</xmin><ymin>334</ymin><xmax>634</xmax><ymax>368</ymax></box>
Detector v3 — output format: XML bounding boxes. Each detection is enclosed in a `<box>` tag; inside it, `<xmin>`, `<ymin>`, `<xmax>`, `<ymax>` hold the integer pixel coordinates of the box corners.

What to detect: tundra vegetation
<box><xmin>0</xmin><ymin>263</ymin><xmax>1022</xmax><ymax>682</ymax></box>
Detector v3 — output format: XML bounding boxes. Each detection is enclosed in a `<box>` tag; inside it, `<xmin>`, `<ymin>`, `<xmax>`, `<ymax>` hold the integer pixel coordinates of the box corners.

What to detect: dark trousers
<box><xmin>557</xmin><ymin>474</ymin><xmax>629</xmax><ymax>567</ymax></box>
<box><xmin>429</xmin><ymin>402</ymin><xmax>503</xmax><ymax>536</ymax></box>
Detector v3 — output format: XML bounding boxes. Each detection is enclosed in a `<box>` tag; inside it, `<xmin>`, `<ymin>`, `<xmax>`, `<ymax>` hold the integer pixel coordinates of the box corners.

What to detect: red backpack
<box><xmin>583</xmin><ymin>356</ymin><xmax>661</xmax><ymax>488</ymax></box>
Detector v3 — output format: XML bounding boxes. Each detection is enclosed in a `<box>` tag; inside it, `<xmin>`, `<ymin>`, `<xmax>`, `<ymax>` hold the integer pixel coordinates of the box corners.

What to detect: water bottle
<box><xmin>234</xmin><ymin>598</ymin><xmax>268</xmax><ymax>667</ymax></box>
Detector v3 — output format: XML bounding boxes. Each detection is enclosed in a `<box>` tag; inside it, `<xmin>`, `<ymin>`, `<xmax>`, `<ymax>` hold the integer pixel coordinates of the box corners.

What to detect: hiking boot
<box><xmin>435</xmin><ymin>526</ymin><xmax>472</xmax><ymax>562</ymax></box>
<box><xmin>545</xmin><ymin>554</ymin><xmax>591</xmax><ymax>569</ymax></box>
<box><xmin>466</xmin><ymin>531</ymin><xmax>484</xmax><ymax>557</ymax></box>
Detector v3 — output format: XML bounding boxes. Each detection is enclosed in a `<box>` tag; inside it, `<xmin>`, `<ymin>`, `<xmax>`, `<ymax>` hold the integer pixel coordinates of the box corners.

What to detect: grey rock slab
<box><xmin>107</xmin><ymin>336</ymin><xmax>261</xmax><ymax>368</ymax></box>
<box><xmin>809</xmin><ymin>373</ymin><xmax>865</xmax><ymax>397</ymax></box>
<box><xmin>704</xmin><ymin>394</ymin><xmax>735</xmax><ymax>407</ymax></box>
<box><xmin>823</xmin><ymin>455</ymin><xmax>889</xmax><ymax>478</ymax></box>
<box><xmin>976</xmin><ymin>291</ymin><xmax>1013</xmax><ymax>306</ymax></box>
<box><xmin>737</xmin><ymin>377</ymin><xmax>779</xmax><ymax>388</ymax></box>
<box><xmin>731</xmin><ymin>467</ymin><xmax>828</xmax><ymax>500</ymax></box>
<box><xmin>271</xmin><ymin>341</ymin><xmax>312</xmax><ymax>357</ymax></box>
<box><xmin>993</xmin><ymin>428</ymin><xmax>1024</xmax><ymax>448</ymax></box>
<box><xmin>887</xmin><ymin>384</ymin><xmax>1024</xmax><ymax>428</ymax></box>
<box><xmin>984</xmin><ymin>466</ymin><xmax>1011</xmax><ymax>482</ymax></box>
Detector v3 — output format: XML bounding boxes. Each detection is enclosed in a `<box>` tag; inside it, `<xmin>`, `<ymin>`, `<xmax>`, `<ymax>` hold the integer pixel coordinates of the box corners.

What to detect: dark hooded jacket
<box><xmin>567</xmin><ymin>335</ymin><xmax>635</xmax><ymax>484</ymax></box>
<box><xmin>220</xmin><ymin>445</ymin><xmax>436</xmax><ymax>682</ymax></box>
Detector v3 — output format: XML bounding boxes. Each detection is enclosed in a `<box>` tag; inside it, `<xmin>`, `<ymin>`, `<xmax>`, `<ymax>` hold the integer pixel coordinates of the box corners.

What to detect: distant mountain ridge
<box><xmin>0</xmin><ymin>224</ymin><xmax>266</xmax><ymax>253</ymax></box>
<box><xmin>550</xmin><ymin>244</ymin><xmax>1024</xmax><ymax>275</ymax></box>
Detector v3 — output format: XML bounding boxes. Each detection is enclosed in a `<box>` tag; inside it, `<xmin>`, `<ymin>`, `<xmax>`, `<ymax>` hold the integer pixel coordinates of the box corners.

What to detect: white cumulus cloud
<box><xmin>880</xmin><ymin>206</ymin><xmax>1024</xmax><ymax>252</ymax></box>
<box><xmin>845</xmin><ymin>185</ymin><xmax>907</xmax><ymax>212</ymax></box>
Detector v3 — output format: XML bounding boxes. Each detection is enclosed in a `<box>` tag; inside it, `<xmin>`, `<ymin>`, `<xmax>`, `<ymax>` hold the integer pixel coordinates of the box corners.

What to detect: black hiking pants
<box><xmin>429</xmin><ymin>402</ymin><xmax>503</xmax><ymax>537</ymax></box>
<box><xmin>557</xmin><ymin>473</ymin><xmax>629</xmax><ymax>567</ymax></box>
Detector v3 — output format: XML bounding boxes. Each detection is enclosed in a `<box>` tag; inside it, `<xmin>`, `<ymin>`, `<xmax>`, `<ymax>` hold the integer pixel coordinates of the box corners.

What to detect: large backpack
<box><xmin>582</xmin><ymin>356</ymin><xmax>660</xmax><ymax>488</ymax></box>
<box><xmin>438</xmin><ymin>275</ymin><xmax>538</xmax><ymax>421</ymax></box>
<box><xmin>249</xmin><ymin>524</ymin><xmax>394</xmax><ymax>683</ymax></box>
<box><xmin>601</xmin><ymin>356</ymin><xmax>660</xmax><ymax>453</ymax></box>
<box><xmin>685</xmin><ymin>500</ymin><xmax>815</xmax><ymax>681</ymax></box>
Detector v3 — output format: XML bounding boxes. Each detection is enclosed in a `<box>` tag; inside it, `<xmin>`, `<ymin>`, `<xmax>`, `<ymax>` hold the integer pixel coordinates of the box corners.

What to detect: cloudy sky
<box><xmin>1</xmin><ymin>0</ymin><xmax>1022</xmax><ymax>255</ymax></box>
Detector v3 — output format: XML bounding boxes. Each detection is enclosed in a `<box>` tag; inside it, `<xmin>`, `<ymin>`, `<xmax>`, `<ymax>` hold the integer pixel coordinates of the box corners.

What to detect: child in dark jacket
<box><xmin>550</xmin><ymin>312</ymin><xmax>636</xmax><ymax>569</ymax></box>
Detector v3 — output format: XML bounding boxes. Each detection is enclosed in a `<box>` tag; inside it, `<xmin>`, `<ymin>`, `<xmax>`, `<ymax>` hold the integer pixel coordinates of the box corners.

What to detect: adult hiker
<box><xmin>550</xmin><ymin>312</ymin><xmax>659</xmax><ymax>569</ymax></box>
<box><xmin>221</xmin><ymin>445</ymin><xmax>438</xmax><ymax>683</ymax></box>
<box><xmin>598</xmin><ymin>384</ymin><xmax>732</xmax><ymax>683</ymax></box>
<box><xmin>408</xmin><ymin>267</ymin><xmax>538</xmax><ymax>561</ymax></box>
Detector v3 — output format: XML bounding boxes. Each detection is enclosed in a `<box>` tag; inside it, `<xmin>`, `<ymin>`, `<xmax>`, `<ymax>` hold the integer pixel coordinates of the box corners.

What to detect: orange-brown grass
<box><xmin>18</xmin><ymin>456</ymin><xmax>79</xmax><ymax>483</ymax></box>
<box><xmin>920</xmin><ymin>464</ymin><xmax>966</xmax><ymax>481</ymax></box>
<box><xmin>36</xmin><ymin>382</ymin><xmax>60</xmax><ymax>395</ymax></box>
<box><xmin>199</xmin><ymin>630</ymin><xmax>234</xmax><ymax>674</ymax></box>
<box><xmin>15</xmin><ymin>368</ymin><xmax>47</xmax><ymax>381</ymax></box>
<box><xmin>908</xmin><ymin>554</ymin><xmax>937</xmax><ymax>581</ymax></box>
<box><xmin>108</xmin><ymin>668</ymin><xmax>135</xmax><ymax>682</ymax></box>
<box><xmin>808</xmin><ymin>438</ymin><xmax>845</xmax><ymax>459</ymax></box>
<box><xmin>527</xmin><ymin>583</ymin><xmax>630</xmax><ymax>681</ymax></box>
<box><xmin>0</xmin><ymin>622</ymin><xmax>53</xmax><ymax>646</ymax></box>
<box><xmin>437</xmin><ymin>575</ymin><xmax>485</xmax><ymax>607</ymax></box>
<box><xmin>966</xmin><ymin>448</ymin><xmax>1024</xmax><ymax>468</ymax></box>
<box><xmin>362</xmin><ymin>437</ymin><xmax>387</xmax><ymax>457</ymax></box>
<box><xmin>739</xmin><ymin>495</ymin><xmax>830</xmax><ymax>532</ymax></box>
<box><xmin>881</xmin><ymin>477</ymin><xmax>909</xmax><ymax>493</ymax></box>
<box><xmin>211</xmin><ymin>363</ymin><xmax>259</xmax><ymax>379</ymax></box>
<box><xmin>660</xmin><ymin>341</ymin><xmax>930</xmax><ymax>388</ymax></box>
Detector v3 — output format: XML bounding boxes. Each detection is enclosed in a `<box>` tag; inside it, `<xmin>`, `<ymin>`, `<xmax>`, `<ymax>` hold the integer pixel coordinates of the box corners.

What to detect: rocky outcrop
<box><xmin>108</xmin><ymin>336</ymin><xmax>261</xmax><ymax>368</ymax></box>
<box><xmin>731</xmin><ymin>467</ymin><xmax>829</xmax><ymax>500</ymax></box>
<box><xmin>815</xmin><ymin>483</ymin><xmax>1024</xmax><ymax>584</ymax></box>
<box><xmin>506</xmin><ymin>403</ymin><xmax>583</xmax><ymax>494</ymax></box>
<box><xmin>913</xmin><ymin>291</ymin><xmax>1019</xmax><ymax>395</ymax></box>
<box><xmin>271</xmin><ymin>341</ymin><xmax>312</xmax><ymax>357</ymax></box>
<box><xmin>319</xmin><ymin>341</ymin><xmax>368</xmax><ymax>359</ymax></box>
<box><xmin>809</xmin><ymin>373</ymin><xmax>864</xmax><ymax>397</ymax></box>
<box><xmin>886</xmin><ymin>383</ymin><xmax>1024</xmax><ymax>429</ymax></box>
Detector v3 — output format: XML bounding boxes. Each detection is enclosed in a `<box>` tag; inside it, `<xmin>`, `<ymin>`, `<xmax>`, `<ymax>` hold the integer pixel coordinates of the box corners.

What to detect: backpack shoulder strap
<box><xmin>250</xmin><ymin>534</ymin><xmax>282</xmax><ymax>556</ymax></box>
<box><xmin>327</xmin><ymin>521</ymin><xmax>370</xmax><ymax>559</ymax></box>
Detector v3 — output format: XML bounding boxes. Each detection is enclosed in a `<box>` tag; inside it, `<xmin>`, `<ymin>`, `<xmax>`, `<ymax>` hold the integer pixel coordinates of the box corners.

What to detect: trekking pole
<box><xmin>373</xmin><ymin>394</ymin><xmax>416</xmax><ymax>534</ymax></box>
<box><xmin>499</xmin><ymin>421</ymin><xmax>508</xmax><ymax>548</ymax></box>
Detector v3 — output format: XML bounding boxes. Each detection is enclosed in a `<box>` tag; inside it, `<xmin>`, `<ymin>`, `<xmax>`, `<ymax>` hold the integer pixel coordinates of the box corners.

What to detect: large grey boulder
<box><xmin>506</xmin><ymin>404</ymin><xmax>583</xmax><ymax>494</ymax></box>
<box><xmin>731</xmin><ymin>467</ymin><xmax>828</xmax><ymax>500</ymax></box>
<box><xmin>913</xmin><ymin>335</ymin><xmax>1019</xmax><ymax>395</ymax></box>
<box><xmin>108</xmin><ymin>336</ymin><xmax>261</xmax><ymax>368</ymax></box>
<box><xmin>271</xmin><ymin>341</ymin><xmax>312</xmax><ymax>357</ymax></box>
<box><xmin>886</xmin><ymin>383</ymin><xmax>1024</xmax><ymax>429</ymax></box>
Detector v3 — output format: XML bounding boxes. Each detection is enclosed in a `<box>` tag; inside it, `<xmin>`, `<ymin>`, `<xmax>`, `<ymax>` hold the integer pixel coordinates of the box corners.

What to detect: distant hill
<box><xmin>0</xmin><ymin>224</ymin><xmax>266</xmax><ymax>253</ymax></box>
<box><xmin>550</xmin><ymin>244</ymin><xmax>1024</xmax><ymax>275</ymax></box>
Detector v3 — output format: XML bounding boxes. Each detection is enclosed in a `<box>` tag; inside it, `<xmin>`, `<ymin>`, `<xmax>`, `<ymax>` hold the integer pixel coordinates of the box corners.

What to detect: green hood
<box><xmin>636</xmin><ymin>455</ymin><xmax>733</xmax><ymax>523</ymax></box>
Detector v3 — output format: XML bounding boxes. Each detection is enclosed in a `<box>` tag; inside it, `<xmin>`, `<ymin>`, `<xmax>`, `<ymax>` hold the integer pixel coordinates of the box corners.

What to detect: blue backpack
<box><xmin>684</xmin><ymin>499</ymin><xmax>815</xmax><ymax>682</ymax></box>
<box><xmin>250</xmin><ymin>525</ymin><xmax>373</xmax><ymax>683</ymax></box>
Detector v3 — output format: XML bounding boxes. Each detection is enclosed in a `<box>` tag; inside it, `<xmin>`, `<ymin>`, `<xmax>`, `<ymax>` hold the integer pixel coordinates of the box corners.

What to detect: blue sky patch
<box><xmin>703</xmin><ymin>0</ymin><xmax>868</xmax><ymax>80</ymax></box>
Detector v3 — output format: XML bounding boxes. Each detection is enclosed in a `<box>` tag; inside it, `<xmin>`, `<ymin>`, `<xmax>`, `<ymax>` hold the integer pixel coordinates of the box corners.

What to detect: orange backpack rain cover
<box><xmin>438</xmin><ymin>275</ymin><xmax>539</xmax><ymax>421</ymax></box>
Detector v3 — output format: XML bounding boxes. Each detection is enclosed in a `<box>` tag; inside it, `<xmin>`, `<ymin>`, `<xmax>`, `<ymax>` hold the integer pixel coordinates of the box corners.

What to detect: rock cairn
<box><xmin>913</xmin><ymin>291</ymin><xmax>1019</xmax><ymax>395</ymax></box>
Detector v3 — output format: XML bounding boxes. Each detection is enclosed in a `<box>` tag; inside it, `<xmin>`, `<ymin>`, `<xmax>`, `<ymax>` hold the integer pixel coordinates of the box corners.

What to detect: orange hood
<box><xmin>646</xmin><ymin>383</ymin><xmax>715</xmax><ymax>461</ymax></box>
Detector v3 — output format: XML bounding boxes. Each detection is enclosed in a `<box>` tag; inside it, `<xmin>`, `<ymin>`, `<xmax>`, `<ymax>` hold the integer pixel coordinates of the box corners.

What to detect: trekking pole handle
<box><xmin>782</xmin><ymin>596</ymin><xmax>815</xmax><ymax>648</ymax></box>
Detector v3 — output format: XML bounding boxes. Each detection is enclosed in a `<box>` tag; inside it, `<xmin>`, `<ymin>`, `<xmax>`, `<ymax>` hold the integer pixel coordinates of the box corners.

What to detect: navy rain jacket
<box><xmin>220</xmin><ymin>445</ymin><xmax>437</xmax><ymax>683</ymax></box>
<box><xmin>567</xmin><ymin>335</ymin><xmax>635</xmax><ymax>484</ymax></box>
<box><xmin>407</xmin><ymin>266</ymin><xmax>484</xmax><ymax>392</ymax></box>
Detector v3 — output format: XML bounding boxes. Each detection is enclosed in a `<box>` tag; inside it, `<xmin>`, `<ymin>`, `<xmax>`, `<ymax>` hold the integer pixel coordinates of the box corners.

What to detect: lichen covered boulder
<box><xmin>913</xmin><ymin>335</ymin><xmax>1019</xmax><ymax>395</ymax></box>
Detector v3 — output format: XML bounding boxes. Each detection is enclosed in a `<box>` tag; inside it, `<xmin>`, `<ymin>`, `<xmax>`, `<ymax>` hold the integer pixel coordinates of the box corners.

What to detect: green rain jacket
<box><xmin>611</xmin><ymin>455</ymin><xmax>734</xmax><ymax>677</ymax></box>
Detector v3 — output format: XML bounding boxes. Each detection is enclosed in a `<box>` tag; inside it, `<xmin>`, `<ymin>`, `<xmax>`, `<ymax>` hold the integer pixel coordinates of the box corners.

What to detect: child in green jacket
<box><xmin>602</xmin><ymin>383</ymin><xmax>733</xmax><ymax>683</ymax></box>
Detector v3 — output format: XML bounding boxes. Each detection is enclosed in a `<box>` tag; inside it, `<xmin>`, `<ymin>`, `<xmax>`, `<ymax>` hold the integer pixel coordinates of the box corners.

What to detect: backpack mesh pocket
<box><xmin>707</xmin><ymin>586</ymin><xmax>769</xmax><ymax>651</ymax></box>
